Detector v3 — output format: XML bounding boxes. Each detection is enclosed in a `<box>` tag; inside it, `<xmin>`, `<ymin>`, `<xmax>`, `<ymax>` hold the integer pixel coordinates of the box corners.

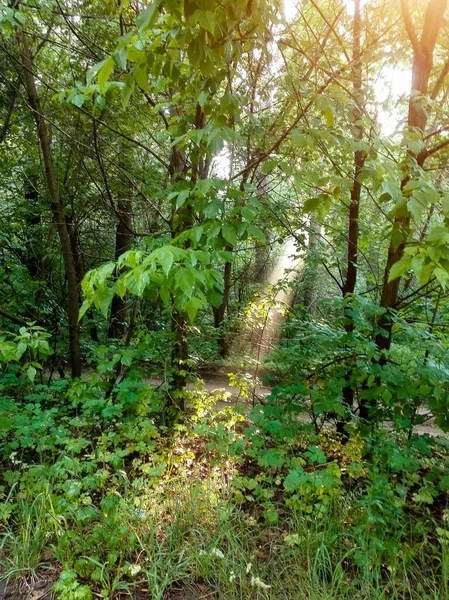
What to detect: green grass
<box><xmin>1</xmin><ymin>468</ymin><xmax>448</xmax><ymax>599</ymax></box>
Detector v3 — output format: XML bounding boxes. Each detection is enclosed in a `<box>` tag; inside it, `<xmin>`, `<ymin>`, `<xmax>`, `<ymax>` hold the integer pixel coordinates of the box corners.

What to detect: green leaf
<box><xmin>241</xmin><ymin>206</ymin><xmax>256</xmax><ymax>222</ymax></box>
<box><xmin>303</xmin><ymin>197</ymin><xmax>321</xmax><ymax>212</ymax></box>
<box><xmin>156</xmin><ymin>247</ymin><xmax>174</xmax><ymax>277</ymax></box>
<box><xmin>264</xmin><ymin>509</ymin><xmax>279</xmax><ymax>525</ymax></box>
<box><xmin>388</xmin><ymin>258</ymin><xmax>411</xmax><ymax>282</ymax></box>
<box><xmin>136</xmin><ymin>1</ymin><xmax>160</xmax><ymax>30</ymax></box>
<box><xmin>324</xmin><ymin>107</ymin><xmax>334</xmax><ymax>127</ymax></box>
<box><xmin>187</xmin><ymin>37</ymin><xmax>203</xmax><ymax>68</ymax></box>
<box><xmin>258</xmin><ymin>448</ymin><xmax>285</xmax><ymax>468</ymax></box>
<box><xmin>121</xmin><ymin>84</ymin><xmax>133</xmax><ymax>110</ymax></box>
<box><xmin>79</xmin><ymin>299</ymin><xmax>90</xmax><ymax>321</ymax></box>
<box><xmin>160</xmin><ymin>287</ymin><xmax>170</xmax><ymax>306</ymax></box>
<box><xmin>246</xmin><ymin>224</ymin><xmax>265</xmax><ymax>242</ymax></box>
<box><xmin>26</xmin><ymin>365</ymin><xmax>37</xmax><ymax>382</ymax></box>
<box><xmin>97</xmin><ymin>56</ymin><xmax>115</xmax><ymax>91</ymax></box>
<box><xmin>71</xmin><ymin>93</ymin><xmax>86</xmax><ymax>108</ymax></box>
<box><xmin>15</xmin><ymin>342</ymin><xmax>27</xmax><ymax>359</ymax></box>
<box><xmin>304</xmin><ymin>445</ymin><xmax>327</xmax><ymax>465</ymax></box>
<box><xmin>175</xmin><ymin>189</ymin><xmax>189</xmax><ymax>209</ymax></box>
<box><xmin>434</xmin><ymin>267</ymin><xmax>449</xmax><ymax>288</ymax></box>
<box><xmin>175</xmin><ymin>268</ymin><xmax>194</xmax><ymax>296</ymax></box>
<box><xmin>284</xmin><ymin>469</ymin><xmax>303</xmax><ymax>492</ymax></box>
<box><xmin>261</xmin><ymin>159</ymin><xmax>277</xmax><ymax>174</ymax></box>
<box><xmin>113</xmin><ymin>47</ymin><xmax>128</xmax><ymax>70</ymax></box>
<box><xmin>441</xmin><ymin>194</ymin><xmax>449</xmax><ymax>216</ymax></box>
<box><xmin>407</xmin><ymin>197</ymin><xmax>425</xmax><ymax>222</ymax></box>
<box><xmin>221</xmin><ymin>224</ymin><xmax>237</xmax><ymax>246</ymax></box>
<box><xmin>134</xmin><ymin>62</ymin><xmax>148</xmax><ymax>91</ymax></box>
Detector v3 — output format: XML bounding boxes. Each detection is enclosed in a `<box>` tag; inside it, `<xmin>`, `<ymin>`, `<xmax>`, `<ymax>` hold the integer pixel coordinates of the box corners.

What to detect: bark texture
<box><xmin>17</xmin><ymin>30</ymin><xmax>82</xmax><ymax>378</ymax></box>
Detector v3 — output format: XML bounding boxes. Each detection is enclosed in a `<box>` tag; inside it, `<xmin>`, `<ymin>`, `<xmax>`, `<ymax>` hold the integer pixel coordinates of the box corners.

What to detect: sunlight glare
<box><xmin>283</xmin><ymin>0</ymin><xmax>298</xmax><ymax>21</ymax></box>
<box><xmin>375</xmin><ymin>67</ymin><xmax>411</xmax><ymax>136</ymax></box>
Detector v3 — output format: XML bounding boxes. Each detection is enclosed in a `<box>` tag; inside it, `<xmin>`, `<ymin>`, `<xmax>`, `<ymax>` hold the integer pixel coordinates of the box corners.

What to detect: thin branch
<box><xmin>400</xmin><ymin>0</ymin><xmax>420</xmax><ymax>54</ymax></box>
<box><xmin>431</xmin><ymin>56</ymin><xmax>449</xmax><ymax>100</ymax></box>
<box><xmin>0</xmin><ymin>307</ymin><xmax>29</xmax><ymax>327</ymax></box>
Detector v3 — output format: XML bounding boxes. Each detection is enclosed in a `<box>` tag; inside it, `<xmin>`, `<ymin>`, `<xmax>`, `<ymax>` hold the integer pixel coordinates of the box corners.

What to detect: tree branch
<box><xmin>400</xmin><ymin>0</ymin><xmax>420</xmax><ymax>54</ymax></box>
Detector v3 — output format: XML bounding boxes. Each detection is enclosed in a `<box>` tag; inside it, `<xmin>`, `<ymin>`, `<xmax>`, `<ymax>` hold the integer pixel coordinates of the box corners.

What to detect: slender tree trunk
<box><xmin>303</xmin><ymin>219</ymin><xmax>321</xmax><ymax>317</ymax></box>
<box><xmin>213</xmin><ymin>259</ymin><xmax>232</xmax><ymax>357</ymax></box>
<box><xmin>108</xmin><ymin>199</ymin><xmax>133</xmax><ymax>338</ymax></box>
<box><xmin>364</xmin><ymin>0</ymin><xmax>447</xmax><ymax>421</ymax></box>
<box><xmin>65</xmin><ymin>215</ymin><xmax>99</xmax><ymax>343</ymax></box>
<box><xmin>17</xmin><ymin>30</ymin><xmax>82</xmax><ymax>378</ymax></box>
<box><xmin>338</xmin><ymin>0</ymin><xmax>364</xmax><ymax>431</ymax></box>
<box><xmin>374</xmin><ymin>0</ymin><xmax>447</xmax><ymax>355</ymax></box>
<box><xmin>169</xmin><ymin>142</ymin><xmax>189</xmax><ymax>408</ymax></box>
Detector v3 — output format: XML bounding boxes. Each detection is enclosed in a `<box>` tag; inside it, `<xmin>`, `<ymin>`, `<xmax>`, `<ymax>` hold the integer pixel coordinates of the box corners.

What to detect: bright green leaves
<box><xmin>175</xmin><ymin>267</ymin><xmax>195</xmax><ymax>295</ymax></box>
<box><xmin>402</xmin><ymin>180</ymin><xmax>439</xmax><ymax>225</ymax></box>
<box><xmin>315</xmin><ymin>95</ymin><xmax>335</xmax><ymax>128</ymax></box>
<box><xmin>91</xmin><ymin>56</ymin><xmax>115</xmax><ymax>92</ymax></box>
<box><xmin>0</xmin><ymin>4</ymin><xmax>25</xmax><ymax>35</ymax></box>
<box><xmin>387</xmin><ymin>178</ymin><xmax>449</xmax><ymax>288</ymax></box>
<box><xmin>402</xmin><ymin>130</ymin><xmax>424</xmax><ymax>155</ymax></box>
<box><xmin>113</xmin><ymin>47</ymin><xmax>128</xmax><ymax>71</ymax></box>
<box><xmin>81</xmin><ymin>245</ymin><xmax>222</xmax><ymax>324</ymax></box>
<box><xmin>0</xmin><ymin>324</ymin><xmax>51</xmax><ymax>381</ymax></box>
<box><xmin>133</xmin><ymin>63</ymin><xmax>148</xmax><ymax>91</ymax></box>
<box><xmin>388</xmin><ymin>224</ymin><xmax>449</xmax><ymax>288</ymax></box>
<box><xmin>221</xmin><ymin>223</ymin><xmax>237</xmax><ymax>246</ymax></box>
<box><xmin>135</xmin><ymin>0</ymin><xmax>161</xmax><ymax>31</ymax></box>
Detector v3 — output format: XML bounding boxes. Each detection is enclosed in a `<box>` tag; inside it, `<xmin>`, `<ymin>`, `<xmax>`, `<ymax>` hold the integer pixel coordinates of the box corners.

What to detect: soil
<box><xmin>0</xmin><ymin>577</ymin><xmax>56</xmax><ymax>600</ymax></box>
<box><xmin>0</xmin><ymin>580</ymin><xmax>215</xmax><ymax>600</ymax></box>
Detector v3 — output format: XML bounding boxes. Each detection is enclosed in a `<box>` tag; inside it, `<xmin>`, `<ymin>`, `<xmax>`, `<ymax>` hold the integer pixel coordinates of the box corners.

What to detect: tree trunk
<box><xmin>303</xmin><ymin>219</ymin><xmax>321</xmax><ymax>316</ymax></box>
<box><xmin>338</xmin><ymin>0</ymin><xmax>364</xmax><ymax>430</ymax></box>
<box><xmin>65</xmin><ymin>214</ymin><xmax>99</xmax><ymax>343</ymax></box>
<box><xmin>374</xmin><ymin>0</ymin><xmax>447</xmax><ymax>357</ymax></box>
<box><xmin>17</xmin><ymin>30</ymin><xmax>82</xmax><ymax>378</ymax></box>
<box><xmin>108</xmin><ymin>199</ymin><xmax>133</xmax><ymax>339</ymax></box>
<box><xmin>169</xmin><ymin>142</ymin><xmax>189</xmax><ymax>407</ymax></box>
<box><xmin>213</xmin><ymin>259</ymin><xmax>232</xmax><ymax>357</ymax></box>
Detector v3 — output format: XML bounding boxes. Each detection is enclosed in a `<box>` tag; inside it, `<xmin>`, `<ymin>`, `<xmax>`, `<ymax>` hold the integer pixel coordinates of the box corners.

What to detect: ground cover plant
<box><xmin>2</xmin><ymin>0</ymin><xmax>449</xmax><ymax>597</ymax></box>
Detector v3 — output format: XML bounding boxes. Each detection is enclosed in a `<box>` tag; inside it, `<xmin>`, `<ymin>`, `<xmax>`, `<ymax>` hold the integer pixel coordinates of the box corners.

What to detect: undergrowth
<box><xmin>0</xmin><ymin>368</ymin><xmax>449</xmax><ymax>599</ymax></box>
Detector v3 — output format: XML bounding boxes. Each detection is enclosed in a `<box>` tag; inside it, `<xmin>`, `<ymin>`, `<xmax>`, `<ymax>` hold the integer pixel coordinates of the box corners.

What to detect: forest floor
<box><xmin>1</xmin><ymin>370</ymin><xmax>447</xmax><ymax>600</ymax></box>
<box><xmin>164</xmin><ymin>370</ymin><xmax>446</xmax><ymax>438</ymax></box>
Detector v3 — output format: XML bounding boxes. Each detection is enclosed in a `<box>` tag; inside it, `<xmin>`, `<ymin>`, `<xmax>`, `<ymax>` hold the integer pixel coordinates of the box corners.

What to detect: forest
<box><xmin>1</xmin><ymin>0</ymin><xmax>449</xmax><ymax>597</ymax></box>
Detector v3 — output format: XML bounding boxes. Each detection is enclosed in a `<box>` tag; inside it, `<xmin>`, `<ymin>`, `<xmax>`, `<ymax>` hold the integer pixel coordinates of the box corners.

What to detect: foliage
<box><xmin>2</xmin><ymin>0</ymin><xmax>449</xmax><ymax>597</ymax></box>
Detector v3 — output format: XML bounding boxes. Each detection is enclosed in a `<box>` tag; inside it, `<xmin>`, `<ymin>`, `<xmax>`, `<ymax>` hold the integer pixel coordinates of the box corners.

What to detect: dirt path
<box><xmin>184</xmin><ymin>373</ymin><xmax>447</xmax><ymax>438</ymax></box>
